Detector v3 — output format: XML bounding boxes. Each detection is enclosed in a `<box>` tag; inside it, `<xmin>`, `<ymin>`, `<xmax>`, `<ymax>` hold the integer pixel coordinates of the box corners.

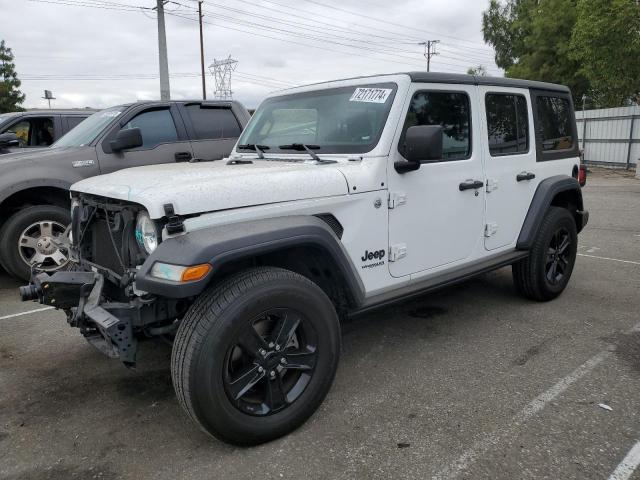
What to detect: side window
<box><xmin>535</xmin><ymin>96</ymin><xmax>574</xmax><ymax>151</ymax></box>
<box><xmin>7</xmin><ymin>118</ymin><xmax>54</xmax><ymax>147</ymax></box>
<box><xmin>66</xmin><ymin>116</ymin><xmax>86</xmax><ymax>131</ymax></box>
<box><xmin>123</xmin><ymin>109</ymin><xmax>178</xmax><ymax>149</ymax></box>
<box><xmin>485</xmin><ymin>94</ymin><xmax>529</xmax><ymax>156</ymax></box>
<box><xmin>399</xmin><ymin>91</ymin><xmax>471</xmax><ymax>161</ymax></box>
<box><xmin>184</xmin><ymin>105</ymin><xmax>241</xmax><ymax>140</ymax></box>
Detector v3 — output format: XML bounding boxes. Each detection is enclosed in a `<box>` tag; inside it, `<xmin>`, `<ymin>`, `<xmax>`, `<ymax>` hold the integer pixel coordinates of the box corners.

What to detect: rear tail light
<box><xmin>578</xmin><ymin>164</ymin><xmax>587</xmax><ymax>187</ymax></box>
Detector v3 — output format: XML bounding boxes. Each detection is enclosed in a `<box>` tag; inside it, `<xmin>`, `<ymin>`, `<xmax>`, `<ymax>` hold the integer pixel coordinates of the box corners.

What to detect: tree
<box><xmin>0</xmin><ymin>40</ymin><xmax>26</xmax><ymax>113</ymax></box>
<box><xmin>482</xmin><ymin>0</ymin><xmax>590</xmax><ymax>102</ymax></box>
<box><xmin>467</xmin><ymin>65</ymin><xmax>488</xmax><ymax>76</ymax></box>
<box><xmin>570</xmin><ymin>0</ymin><xmax>640</xmax><ymax>107</ymax></box>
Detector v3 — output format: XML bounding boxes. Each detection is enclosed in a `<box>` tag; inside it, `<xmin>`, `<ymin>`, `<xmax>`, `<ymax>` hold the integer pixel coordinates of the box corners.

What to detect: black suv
<box><xmin>0</xmin><ymin>109</ymin><xmax>95</xmax><ymax>153</ymax></box>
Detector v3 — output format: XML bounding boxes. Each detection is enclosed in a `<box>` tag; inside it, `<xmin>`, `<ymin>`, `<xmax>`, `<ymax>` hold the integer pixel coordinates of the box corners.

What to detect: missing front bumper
<box><xmin>21</xmin><ymin>271</ymin><xmax>138</xmax><ymax>367</ymax></box>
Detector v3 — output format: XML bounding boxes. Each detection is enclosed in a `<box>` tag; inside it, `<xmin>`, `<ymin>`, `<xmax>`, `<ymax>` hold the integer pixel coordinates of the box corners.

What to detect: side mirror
<box><xmin>395</xmin><ymin>125</ymin><xmax>443</xmax><ymax>173</ymax></box>
<box><xmin>110</xmin><ymin>127</ymin><xmax>143</xmax><ymax>152</ymax></box>
<box><xmin>0</xmin><ymin>132</ymin><xmax>20</xmax><ymax>148</ymax></box>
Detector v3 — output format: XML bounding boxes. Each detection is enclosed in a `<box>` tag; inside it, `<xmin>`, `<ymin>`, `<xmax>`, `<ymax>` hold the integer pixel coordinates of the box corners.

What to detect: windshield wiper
<box><xmin>278</xmin><ymin>143</ymin><xmax>336</xmax><ymax>163</ymax></box>
<box><xmin>237</xmin><ymin>143</ymin><xmax>270</xmax><ymax>159</ymax></box>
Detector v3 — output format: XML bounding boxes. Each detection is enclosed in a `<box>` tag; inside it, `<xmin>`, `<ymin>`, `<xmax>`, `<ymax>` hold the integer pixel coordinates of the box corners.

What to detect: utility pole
<box><xmin>420</xmin><ymin>40</ymin><xmax>440</xmax><ymax>72</ymax></box>
<box><xmin>198</xmin><ymin>1</ymin><xmax>206</xmax><ymax>99</ymax></box>
<box><xmin>155</xmin><ymin>0</ymin><xmax>171</xmax><ymax>100</ymax></box>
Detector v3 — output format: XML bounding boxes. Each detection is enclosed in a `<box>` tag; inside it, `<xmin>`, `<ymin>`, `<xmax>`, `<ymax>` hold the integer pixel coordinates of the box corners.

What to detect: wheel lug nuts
<box><xmin>269</xmin><ymin>371</ymin><xmax>276</xmax><ymax>378</ymax></box>
<box><xmin>275</xmin><ymin>345</ymin><xmax>281</xmax><ymax>351</ymax></box>
<box><xmin>259</xmin><ymin>349</ymin><xmax>266</xmax><ymax>356</ymax></box>
<box><xmin>257</xmin><ymin>366</ymin><xmax>264</xmax><ymax>373</ymax></box>
<box><xmin>268</xmin><ymin>342</ymin><xmax>275</xmax><ymax>349</ymax></box>
<box><xmin>280</xmin><ymin>358</ymin><xmax>286</xmax><ymax>364</ymax></box>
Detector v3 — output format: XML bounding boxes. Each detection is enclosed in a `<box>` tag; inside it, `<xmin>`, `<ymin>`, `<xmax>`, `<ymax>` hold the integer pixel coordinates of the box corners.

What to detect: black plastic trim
<box><xmin>354</xmin><ymin>250</ymin><xmax>529</xmax><ymax>315</ymax></box>
<box><xmin>135</xmin><ymin>216</ymin><xmax>365</xmax><ymax>303</ymax></box>
<box><xmin>517</xmin><ymin>175</ymin><xmax>585</xmax><ymax>250</ymax></box>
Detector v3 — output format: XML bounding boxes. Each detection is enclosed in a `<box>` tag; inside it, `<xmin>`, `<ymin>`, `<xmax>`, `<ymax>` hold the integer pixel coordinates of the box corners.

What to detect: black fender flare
<box><xmin>516</xmin><ymin>175</ymin><xmax>588</xmax><ymax>250</ymax></box>
<box><xmin>135</xmin><ymin>215</ymin><xmax>365</xmax><ymax>303</ymax></box>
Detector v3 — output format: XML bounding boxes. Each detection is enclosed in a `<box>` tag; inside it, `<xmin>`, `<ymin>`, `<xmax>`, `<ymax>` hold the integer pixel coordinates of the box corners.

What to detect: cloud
<box><xmin>5</xmin><ymin>0</ymin><xmax>499</xmax><ymax>111</ymax></box>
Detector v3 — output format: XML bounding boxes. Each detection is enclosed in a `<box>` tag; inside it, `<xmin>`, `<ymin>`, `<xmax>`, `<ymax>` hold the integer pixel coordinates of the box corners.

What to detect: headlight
<box><xmin>135</xmin><ymin>211</ymin><xmax>158</xmax><ymax>254</ymax></box>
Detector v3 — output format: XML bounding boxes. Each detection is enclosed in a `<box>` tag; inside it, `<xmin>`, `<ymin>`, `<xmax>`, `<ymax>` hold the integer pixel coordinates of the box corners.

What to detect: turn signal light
<box><xmin>181</xmin><ymin>264</ymin><xmax>212</xmax><ymax>282</ymax></box>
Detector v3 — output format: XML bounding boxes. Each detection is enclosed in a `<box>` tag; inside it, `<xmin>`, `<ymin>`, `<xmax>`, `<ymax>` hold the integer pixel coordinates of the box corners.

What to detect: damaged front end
<box><xmin>20</xmin><ymin>194</ymin><xmax>189</xmax><ymax>367</ymax></box>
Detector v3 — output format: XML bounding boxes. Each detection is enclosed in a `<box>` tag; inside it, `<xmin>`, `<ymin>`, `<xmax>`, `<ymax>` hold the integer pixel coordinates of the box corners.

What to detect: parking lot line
<box><xmin>577</xmin><ymin>253</ymin><xmax>640</xmax><ymax>266</ymax></box>
<box><xmin>0</xmin><ymin>306</ymin><xmax>53</xmax><ymax>320</ymax></box>
<box><xmin>607</xmin><ymin>440</ymin><xmax>640</xmax><ymax>480</ymax></box>
<box><xmin>433</xmin><ymin>350</ymin><xmax>612</xmax><ymax>480</ymax></box>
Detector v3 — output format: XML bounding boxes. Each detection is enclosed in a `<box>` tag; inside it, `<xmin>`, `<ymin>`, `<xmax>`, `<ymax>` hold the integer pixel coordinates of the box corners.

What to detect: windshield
<box><xmin>52</xmin><ymin>106</ymin><xmax>125</xmax><ymax>148</ymax></box>
<box><xmin>237</xmin><ymin>83</ymin><xmax>397</xmax><ymax>154</ymax></box>
<box><xmin>0</xmin><ymin>113</ymin><xmax>17</xmax><ymax>130</ymax></box>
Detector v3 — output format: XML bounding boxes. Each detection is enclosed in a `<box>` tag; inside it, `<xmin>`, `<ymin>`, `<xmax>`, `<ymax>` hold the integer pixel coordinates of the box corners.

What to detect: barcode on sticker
<box><xmin>349</xmin><ymin>88</ymin><xmax>392</xmax><ymax>103</ymax></box>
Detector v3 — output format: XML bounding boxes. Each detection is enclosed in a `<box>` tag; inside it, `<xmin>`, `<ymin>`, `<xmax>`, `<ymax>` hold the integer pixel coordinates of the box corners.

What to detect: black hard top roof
<box><xmin>406</xmin><ymin>72</ymin><xmax>570</xmax><ymax>93</ymax></box>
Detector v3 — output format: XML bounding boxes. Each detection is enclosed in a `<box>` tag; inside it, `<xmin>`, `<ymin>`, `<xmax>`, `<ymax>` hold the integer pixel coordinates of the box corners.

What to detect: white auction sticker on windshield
<box><xmin>349</xmin><ymin>87</ymin><xmax>392</xmax><ymax>103</ymax></box>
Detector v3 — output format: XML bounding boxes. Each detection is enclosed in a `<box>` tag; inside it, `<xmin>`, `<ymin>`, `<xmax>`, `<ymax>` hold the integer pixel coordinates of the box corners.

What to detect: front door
<box><xmin>97</xmin><ymin>105</ymin><xmax>194</xmax><ymax>173</ymax></box>
<box><xmin>387</xmin><ymin>84</ymin><xmax>486</xmax><ymax>278</ymax></box>
<box><xmin>478</xmin><ymin>87</ymin><xmax>538</xmax><ymax>250</ymax></box>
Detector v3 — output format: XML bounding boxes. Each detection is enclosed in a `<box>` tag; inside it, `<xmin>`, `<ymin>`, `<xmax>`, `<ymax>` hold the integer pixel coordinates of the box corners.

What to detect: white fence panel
<box><xmin>575</xmin><ymin>106</ymin><xmax>639</xmax><ymax>168</ymax></box>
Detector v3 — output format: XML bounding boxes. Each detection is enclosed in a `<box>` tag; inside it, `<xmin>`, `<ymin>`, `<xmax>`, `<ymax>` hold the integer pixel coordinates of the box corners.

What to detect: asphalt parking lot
<box><xmin>0</xmin><ymin>167</ymin><xmax>639</xmax><ymax>480</ymax></box>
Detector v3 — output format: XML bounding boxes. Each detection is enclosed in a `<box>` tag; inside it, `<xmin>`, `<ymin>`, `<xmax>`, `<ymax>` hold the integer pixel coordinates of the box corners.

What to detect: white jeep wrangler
<box><xmin>21</xmin><ymin>72</ymin><xmax>589</xmax><ymax>445</ymax></box>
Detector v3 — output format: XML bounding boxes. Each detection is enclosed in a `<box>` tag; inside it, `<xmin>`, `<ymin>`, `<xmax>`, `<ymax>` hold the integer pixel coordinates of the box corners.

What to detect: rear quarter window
<box><xmin>532</xmin><ymin>91</ymin><xmax>578</xmax><ymax>161</ymax></box>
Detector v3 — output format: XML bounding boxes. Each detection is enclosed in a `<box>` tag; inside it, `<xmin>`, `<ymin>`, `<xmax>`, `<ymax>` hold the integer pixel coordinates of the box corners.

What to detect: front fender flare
<box><xmin>135</xmin><ymin>215</ymin><xmax>365</xmax><ymax>303</ymax></box>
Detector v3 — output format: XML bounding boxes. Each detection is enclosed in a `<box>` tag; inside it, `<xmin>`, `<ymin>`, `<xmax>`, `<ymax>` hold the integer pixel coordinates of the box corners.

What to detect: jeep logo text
<box><xmin>361</xmin><ymin>249</ymin><xmax>385</xmax><ymax>262</ymax></box>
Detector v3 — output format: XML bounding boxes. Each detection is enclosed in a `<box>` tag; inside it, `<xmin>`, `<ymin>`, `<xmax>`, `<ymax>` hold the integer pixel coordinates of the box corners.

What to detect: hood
<box><xmin>71</xmin><ymin>160</ymin><xmax>350</xmax><ymax>218</ymax></box>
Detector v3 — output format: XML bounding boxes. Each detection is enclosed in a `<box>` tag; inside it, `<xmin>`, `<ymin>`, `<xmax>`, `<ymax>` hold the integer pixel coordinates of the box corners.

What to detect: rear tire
<box><xmin>171</xmin><ymin>267</ymin><xmax>341</xmax><ymax>446</ymax></box>
<box><xmin>0</xmin><ymin>205</ymin><xmax>71</xmax><ymax>281</ymax></box>
<box><xmin>513</xmin><ymin>207</ymin><xmax>578</xmax><ymax>301</ymax></box>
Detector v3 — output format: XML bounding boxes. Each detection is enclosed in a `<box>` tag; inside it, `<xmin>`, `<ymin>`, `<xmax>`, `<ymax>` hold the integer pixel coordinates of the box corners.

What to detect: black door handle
<box><xmin>516</xmin><ymin>172</ymin><xmax>536</xmax><ymax>182</ymax></box>
<box><xmin>459</xmin><ymin>180</ymin><xmax>484</xmax><ymax>191</ymax></box>
<box><xmin>175</xmin><ymin>151</ymin><xmax>192</xmax><ymax>162</ymax></box>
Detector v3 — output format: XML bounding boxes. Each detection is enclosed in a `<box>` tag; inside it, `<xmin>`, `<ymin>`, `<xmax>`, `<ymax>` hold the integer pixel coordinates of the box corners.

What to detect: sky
<box><xmin>3</xmin><ymin>0</ymin><xmax>501</xmax><ymax>110</ymax></box>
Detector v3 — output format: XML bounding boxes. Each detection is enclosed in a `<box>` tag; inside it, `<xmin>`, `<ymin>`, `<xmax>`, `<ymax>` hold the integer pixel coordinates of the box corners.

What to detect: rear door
<box><xmin>478</xmin><ymin>87</ymin><xmax>538</xmax><ymax>250</ymax></box>
<box><xmin>1</xmin><ymin>115</ymin><xmax>57</xmax><ymax>148</ymax></box>
<box><xmin>179</xmin><ymin>102</ymin><xmax>243</xmax><ymax>161</ymax></box>
<box><xmin>97</xmin><ymin>104</ymin><xmax>194</xmax><ymax>173</ymax></box>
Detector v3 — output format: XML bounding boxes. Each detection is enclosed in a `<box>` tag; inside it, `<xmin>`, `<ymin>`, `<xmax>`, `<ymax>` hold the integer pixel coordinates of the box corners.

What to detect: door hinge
<box><xmin>388</xmin><ymin>192</ymin><xmax>407</xmax><ymax>209</ymax></box>
<box><xmin>486</xmin><ymin>178</ymin><xmax>499</xmax><ymax>193</ymax></box>
<box><xmin>484</xmin><ymin>223</ymin><xmax>498</xmax><ymax>237</ymax></box>
<box><xmin>389</xmin><ymin>243</ymin><xmax>407</xmax><ymax>262</ymax></box>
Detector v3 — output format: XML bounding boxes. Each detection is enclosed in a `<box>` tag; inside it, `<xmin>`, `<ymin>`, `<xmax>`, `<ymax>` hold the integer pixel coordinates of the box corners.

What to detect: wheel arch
<box><xmin>517</xmin><ymin>175</ymin><xmax>587</xmax><ymax>251</ymax></box>
<box><xmin>135</xmin><ymin>216</ymin><xmax>365</xmax><ymax>311</ymax></box>
<box><xmin>0</xmin><ymin>183</ymin><xmax>71</xmax><ymax>229</ymax></box>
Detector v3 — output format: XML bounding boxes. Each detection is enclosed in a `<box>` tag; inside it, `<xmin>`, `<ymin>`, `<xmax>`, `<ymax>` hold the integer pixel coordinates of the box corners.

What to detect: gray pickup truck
<box><xmin>0</xmin><ymin>99</ymin><xmax>250</xmax><ymax>280</ymax></box>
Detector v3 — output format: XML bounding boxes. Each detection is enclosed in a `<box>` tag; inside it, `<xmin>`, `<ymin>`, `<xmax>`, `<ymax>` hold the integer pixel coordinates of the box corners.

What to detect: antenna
<box><xmin>209</xmin><ymin>56</ymin><xmax>238</xmax><ymax>100</ymax></box>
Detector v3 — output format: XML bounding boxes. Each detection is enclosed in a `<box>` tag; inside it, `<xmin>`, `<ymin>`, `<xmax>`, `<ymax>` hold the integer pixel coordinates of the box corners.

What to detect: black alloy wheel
<box><xmin>545</xmin><ymin>227</ymin><xmax>571</xmax><ymax>285</ymax></box>
<box><xmin>223</xmin><ymin>308</ymin><xmax>318</xmax><ymax>416</ymax></box>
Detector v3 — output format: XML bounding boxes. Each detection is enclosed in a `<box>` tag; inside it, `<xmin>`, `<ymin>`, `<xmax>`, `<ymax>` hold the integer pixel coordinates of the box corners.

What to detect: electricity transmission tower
<box><xmin>209</xmin><ymin>56</ymin><xmax>238</xmax><ymax>100</ymax></box>
<box><xmin>420</xmin><ymin>40</ymin><xmax>440</xmax><ymax>72</ymax></box>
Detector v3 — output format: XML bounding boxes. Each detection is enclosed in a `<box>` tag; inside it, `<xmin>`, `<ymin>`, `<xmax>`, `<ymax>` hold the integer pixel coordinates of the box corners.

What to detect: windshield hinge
<box><xmin>389</xmin><ymin>244</ymin><xmax>407</xmax><ymax>262</ymax></box>
<box><xmin>388</xmin><ymin>192</ymin><xmax>407</xmax><ymax>209</ymax></box>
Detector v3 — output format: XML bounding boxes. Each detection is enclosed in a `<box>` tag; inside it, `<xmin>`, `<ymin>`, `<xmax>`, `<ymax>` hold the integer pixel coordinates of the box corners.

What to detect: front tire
<box><xmin>513</xmin><ymin>206</ymin><xmax>578</xmax><ymax>301</ymax></box>
<box><xmin>0</xmin><ymin>205</ymin><xmax>71</xmax><ymax>281</ymax></box>
<box><xmin>171</xmin><ymin>267</ymin><xmax>341</xmax><ymax>446</ymax></box>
